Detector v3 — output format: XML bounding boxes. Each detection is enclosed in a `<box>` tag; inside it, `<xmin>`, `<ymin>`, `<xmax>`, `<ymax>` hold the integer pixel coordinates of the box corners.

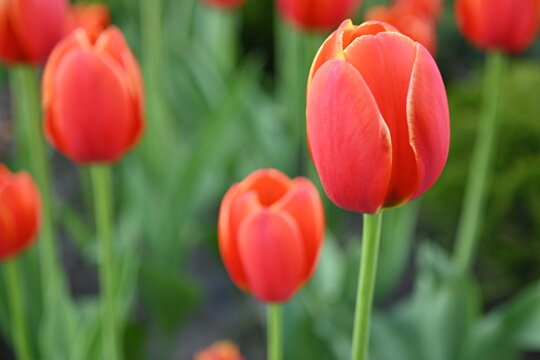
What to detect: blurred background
<box><xmin>0</xmin><ymin>0</ymin><xmax>539</xmax><ymax>359</ymax></box>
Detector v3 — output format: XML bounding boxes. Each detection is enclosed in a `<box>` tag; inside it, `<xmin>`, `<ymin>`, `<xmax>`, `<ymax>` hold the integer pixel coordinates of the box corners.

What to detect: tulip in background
<box><xmin>42</xmin><ymin>26</ymin><xmax>145</xmax><ymax>360</ymax></box>
<box><xmin>218</xmin><ymin>169</ymin><xmax>325</xmax><ymax>359</ymax></box>
<box><xmin>0</xmin><ymin>0</ymin><xmax>67</xmax><ymax>64</ymax></box>
<box><xmin>65</xmin><ymin>3</ymin><xmax>110</xmax><ymax>41</ymax></box>
<box><xmin>396</xmin><ymin>0</ymin><xmax>442</xmax><ymax>19</ymax></box>
<box><xmin>306</xmin><ymin>20</ymin><xmax>449</xmax><ymax>360</ymax></box>
<box><xmin>365</xmin><ymin>5</ymin><xmax>437</xmax><ymax>55</ymax></box>
<box><xmin>194</xmin><ymin>340</ymin><xmax>245</xmax><ymax>360</ymax></box>
<box><xmin>0</xmin><ymin>164</ymin><xmax>41</xmax><ymax>360</ymax></box>
<box><xmin>276</xmin><ymin>0</ymin><xmax>361</xmax><ymax>31</ymax></box>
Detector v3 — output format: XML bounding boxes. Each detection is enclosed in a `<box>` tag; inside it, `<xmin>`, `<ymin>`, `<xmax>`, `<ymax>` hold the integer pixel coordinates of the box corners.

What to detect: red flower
<box><xmin>65</xmin><ymin>3</ymin><xmax>110</xmax><ymax>42</ymax></box>
<box><xmin>455</xmin><ymin>0</ymin><xmax>540</xmax><ymax>53</ymax></box>
<box><xmin>306</xmin><ymin>20</ymin><xmax>450</xmax><ymax>214</ymax></box>
<box><xmin>218</xmin><ymin>169</ymin><xmax>325</xmax><ymax>303</ymax></box>
<box><xmin>203</xmin><ymin>0</ymin><xmax>245</xmax><ymax>10</ymax></box>
<box><xmin>0</xmin><ymin>0</ymin><xmax>68</xmax><ymax>64</ymax></box>
<box><xmin>395</xmin><ymin>0</ymin><xmax>443</xmax><ymax>19</ymax></box>
<box><xmin>194</xmin><ymin>341</ymin><xmax>244</xmax><ymax>360</ymax></box>
<box><xmin>366</xmin><ymin>5</ymin><xmax>437</xmax><ymax>55</ymax></box>
<box><xmin>0</xmin><ymin>164</ymin><xmax>41</xmax><ymax>261</ymax></box>
<box><xmin>43</xmin><ymin>27</ymin><xmax>145</xmax><ymax>165</ymax></box>
<box><xmin>277</xmin><ymin>0</ymin><xmax>362</xmax><ymax>31</ymax></box>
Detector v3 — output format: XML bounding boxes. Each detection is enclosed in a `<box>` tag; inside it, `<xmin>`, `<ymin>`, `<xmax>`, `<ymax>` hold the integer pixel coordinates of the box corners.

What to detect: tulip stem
<box><xmin>351</xmin><ymin>211</ymin><xmax>383</xmax><ymax>360</ymax></box>
<box><xmin>267</xmin><ymin>304</ymin><xmax>283</xmax><ymax>360</ymax></box>
<box><xmin>4</xmin><ymin>260</ymin><xmax>32</xmax><ymax>360</ymax></box>
<box><xmin>453</xmin><ymin>51</ymin><xmax>506</xmax><ymax>274</ymax></box>
<box><xmin>90</xmin><ymin>165</ymin><xmax>119</xmax><ymax>360</ymax></box>
<box><xmin>10</xmin><ymin>66</ymin><xmax>61</xmax><ymax>308</ymax></box>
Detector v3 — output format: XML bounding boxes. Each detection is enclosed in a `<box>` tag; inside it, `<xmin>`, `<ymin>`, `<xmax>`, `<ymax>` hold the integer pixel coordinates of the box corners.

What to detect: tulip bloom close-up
<box><xmin>218</xmin><ymin>169</ymin><xmax>325</xmax><ymax>303</ymax></box>
<box><xmin>42</xmin><ymin>27</ymin><xmax>144</xmax><ymax>165</ymax></box>
<box><xmin>0</xmin><ymin>0</ymin><xmax>67</xmax><ymax>64</ymax></box>
<box><xmin>65</xmin><ymin>3</ymin><xmax>110</xmax><ymax>41</ymax></box>
<box><xmin>0</xmin><ymin>164</ymin><xmax>41</xmax><ymax>261</ymax></box>
<box><xmin>307</xmin><ymin>20</ymin><xmax>450</xmax><ymax>214</ymax></box>
<box><xmin>455</xmin><ymin>0</ymin><xmax>540</xmax><ymax>53</ymax></box>
<box><xmin>277</xmin><ymin>0</ymin><xmax>362</xmax><ymax>31</ymax></box>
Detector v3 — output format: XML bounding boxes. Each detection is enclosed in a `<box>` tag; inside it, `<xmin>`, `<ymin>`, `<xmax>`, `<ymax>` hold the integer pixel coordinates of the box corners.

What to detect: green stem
<box><xmin>90</xmin><ymin>166</ymin><xmax>119</xmax><ymax>360</ymax></box>
<box><xmin>10</xmin><ymin>67</ymin><xmax>61</xmax><ymax>305</ymax></box>
<box><xmin>4</xmin><ymin>260</ymin><xmax>32</xmax><ymax>360</ymax></box>
<box><xmin>351</xmin><ymin>212</ymin><xmax>383</xmax><ymax>360</ymax></box>
<box><xmin>267</xmin><ymin>304</ymin><xmax>283</xmax><ymax>360</ymax></box>
<box><xmin>453</xmin><ymin>51</ymin><xmax>506</xmax><ymax>274</ymax></box>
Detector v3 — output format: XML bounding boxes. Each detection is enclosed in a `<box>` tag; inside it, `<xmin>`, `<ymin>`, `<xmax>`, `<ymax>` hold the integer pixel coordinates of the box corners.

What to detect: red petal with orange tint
<box><xmin>238</xmin><ymin>209</ymin><xmax>305</xmax><ymax>303</ymax></box>
<box><xmin>307</xmin><ymin>59</ymin><xmax>392</xmax><ymax>213</ymax></box>
<box><xmin>407</xmin><ymin>44</ymin><xmax>450</xmax><ymax>200</ymax></box>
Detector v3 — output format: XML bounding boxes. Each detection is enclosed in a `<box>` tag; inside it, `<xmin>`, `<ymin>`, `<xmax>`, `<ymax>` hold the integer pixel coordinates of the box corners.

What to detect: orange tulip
<box><xmin>0</xmin><ymin>164</ymin><xmax>41</xmax><ymax>260</ymax></box>
<box><xmin>218</xmin><ymin>169</ymin><xmax>325</xmax><ymax>303</ymax></box>
<box><xmin>395</xmin><ymin>0</ymin><xmax>443</xmax><ymax>19</ymax></box>
<box><xmin>65</xmin><ymin>3</ymin><xmax>110</xmax><ymax>41</ymax></box>
<box><xmin>455</xmin><ymin>0</ymin><xmax>540</xmax><ymax>53</ymax></box>
<box><xmin>366</xmin><ymin>5</ymin><xmax>437</xmax><ymax>55</ymax></box>
<box><xmin>194</xmin><ymin>341</ymin><xmax>244</xmax><ymax>360</ymax></box>
<box><xmin>43</xmin><ymin>27</ymin><xmax>145</xmax><ymax>165</ymax></box>
<box><xmin>0</xmin><ymin>0</ymin><xmax>68</xmax><ymax>64</ymax></box>
<box><xmin>204</xmin><ymin>0</ymin><xmax>245</xmax><ymax>9</ymax></box>
<box><xmin>306</xmin><ymin>20</ymin><xmax>450</xmax><ymax>214</ymax></box>
<box><xmin>277</xmin><ymin>0</ymin><xmax>362</xmax><ymax>31</ymax></box>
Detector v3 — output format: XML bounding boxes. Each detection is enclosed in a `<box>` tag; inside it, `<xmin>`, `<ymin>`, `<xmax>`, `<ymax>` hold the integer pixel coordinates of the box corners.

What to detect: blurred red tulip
<box><xmin>277</xmin><ymin>0</ymin><xmax>362</xmax><ymax>31</ymax></box>
<box><xmin>0</xmin><ymin>164</ymin><xmax>41</xmax><ymax>261</ymax></box>
<box><xmin>218</xmin><ymin>169</ymin><xmax>325</xmax><ymax>303</ymax></box>
<box><xmin>194</xmin><ymin>341</ymin><xmax>244</xmax><ymax>360</ymax></box>
<box><xmin>65</xmin><ymin>3</ymin><xmax>110</xmax><ymax>41</ymax></box>
<box><xmin>204</xmin><ymin>0</ymin><xmax>245</xmax><ymax>10</ymax></box>
<box><xmin>43</xmin><ymin>27</ymin><xmax>145</xmax><ymax>165</ymax></box>
<box><xmin>366</xmin><ymin>5</ymin><xmax>437</xmax><ymax>55</ymax></box>
<box><xmin>395</xmin><ymin>0</ymin><xmax>442</xmax><ymax>19</ymax></box>
<box><xmin>455</xmin><ymin>0</ymin><xmax>540</xmax><ymax>53</ymax></box>
<box><xmin>306</xmin><ymin>20</ymin><xmax>450</xmax><ymax>214</ymax></box>
<box><xmin>0</xmin><ymin>0</ymin><xmax>68</xmax><ymax>64</ymax></box>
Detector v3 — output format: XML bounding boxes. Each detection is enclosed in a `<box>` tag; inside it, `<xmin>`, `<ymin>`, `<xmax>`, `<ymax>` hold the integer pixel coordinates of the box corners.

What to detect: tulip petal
<box><xmin>237</xmin><ymin>169</ymin><xmax>291</xmax><ymax>207</ymax></box>
<box><xmin>273</xmin><ymin>178</ymin><xmax>325</xmax><ymax>282</ymax></box>
<box><xmin>407</xmin><ymin>44</ymin><xmax>449</xmax><ymax>200</ymax></box>
<box><xmin>238</xmin><ymin>209</ymin><xmax>305</xmax><ymax>302</ymax></box>
<box><xmin>0</xmin><ymin>2</ymin><xmax>25</xmax><ymax>63</ymax></box>
<box><xmin>307</xmin><ymin>59</ymin><xmax>392</xmax><ymax>214</ymax></box>
<box><xmin>344</xmin><ymin>31</ymin><xmax>419</xmax><ymax>206</ymax></box>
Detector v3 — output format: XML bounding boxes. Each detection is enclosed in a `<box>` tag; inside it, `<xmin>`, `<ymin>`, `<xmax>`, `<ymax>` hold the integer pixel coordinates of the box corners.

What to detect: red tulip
<box><xmin>455</xmin><ymin>0</ymin><xmax>540</xmax><ymax>53</ymax></box>
<box><xmin>194</xmin><ymin>341</ymin><xmax>244</xmax><ymax>360</ymax></box>
<box><xmin>395</xmin><ymin>0</ymin><xmax>443</xmax><ymax>19</ymax></box>
<box><xmin>65</xmin><ymin>3</ymin><xmax>110</xmax><ymax>42</ymax></box>
<box><xmin>306</xmin><ymin>20</ymin><xmax>450</xmax><ymax>214</ymax></box>
<box><xmin>0</xmin><ymin>0</ymin><xmax>68</xmax><ymax>64</ymax></box>
<box><xmin>0</xmin><ymin>164</ymin><xmax>41</xmax><ymax>261</ymax></box>
<box><xmin>43</xmin><ymin>27</ymin><xmax>145</xmax><ymax>165</ymax></box>
<box><xmin>218</xmin><ymin>169</ymin><xmax>325</xmax><ymax>303</ymax></box>
<box><xmin>366</xmin><ymin>5</ymin><xmax>437</xmax><ymax>55</ymax></box>
<box><xmin>203</xmin><ymin>0</ymin><xmax>245</xmax><ymax>10</ymax></box>
<box><xmin>277</xmin><ymin>0</ymin><xmax>362</xmax><ymax>31</ymax></box>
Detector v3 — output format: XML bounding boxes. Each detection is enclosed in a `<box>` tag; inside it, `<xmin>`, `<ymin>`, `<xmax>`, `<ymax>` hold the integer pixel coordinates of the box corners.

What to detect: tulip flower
<box><xmin>395</xmin><ymin>0</ymin><xmax>442</xmax><ymax>19</ymax></box>
<box><xmin>43</xmin><ymin>27</ymin><xmax>145</xmax><ymax>165</ymax></box>
<box><xmin>204</xmin><ymin>0</ymin><xmax>245</xmax><ymax>9</ymax></box>
<box><xmin>366</xmin><ymin>5</ymin><xmax>437</xmax><ymax>55</ymax></box>
<box><xmin>218</xmin><ymin>169</ymin><xmax>325</xmax><ymax>303</ymax></box>
<box><xmin>0</xmin><ymin>164</ymin><xmax>41</xmax><ymax>260</ymax></box>
<box><xmin>306</xmin><ymin>20</ymin><xmax>449</xmax><ymax>214</ymax></box>
<box><xmin>65</xmin><ymin>3</ymin><xmax>110</xmax><ymax>41</ymax></box>
<box><xmin>277</xmin><ymin>0</ymin><xmax>362</xmax><ymax>31</ymax></box>
<box><xmin>455</xmin><ymin>0</ymin><xmax>540</xmax><ymax>54</ymax></box>
<box><xmin>0</xmin><ymin>0</ymin><xmax>67</xmax><ymax>64</ymax></box>
<box><xmin>195</xmin><ymin>341</ymin><xmax>245</xmax><ymax>360</ymax></box>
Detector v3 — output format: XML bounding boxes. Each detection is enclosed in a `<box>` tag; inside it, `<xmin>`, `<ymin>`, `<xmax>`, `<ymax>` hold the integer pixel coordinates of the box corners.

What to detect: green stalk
<box><xmin>90</xmin><ymin>166</ymin><xmax>119</xmax><ymax>360</ymax></box>
<box><xmin>453</xmin><ymin>51</ymin><xmax>506</xmax><ymax>274</ymax></box>
<box><xmin>10</xmin><ymin>66</ymin><xmax>61</xmax><ymax>305</ymax></box>
<box><xmin>267</xmin><ymin>304</ymin><xmax>283</xmax><ymax>360</ymax></box>
<box><xmin>351</xmin><ymin>212</ymin><xmax>383</xmax><ymax>360</ymax></box>
<box><xmin>4</xmin><ymin>260</ymin><xmax>32</xmax><ymax>360</ymax></box>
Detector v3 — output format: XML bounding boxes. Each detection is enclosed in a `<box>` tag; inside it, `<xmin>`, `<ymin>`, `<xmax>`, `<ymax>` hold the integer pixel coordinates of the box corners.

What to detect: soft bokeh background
<box><xmin>0</xmin><ymin>0</ymin><xmax>539</xmax><ymax>359</ymax></box>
